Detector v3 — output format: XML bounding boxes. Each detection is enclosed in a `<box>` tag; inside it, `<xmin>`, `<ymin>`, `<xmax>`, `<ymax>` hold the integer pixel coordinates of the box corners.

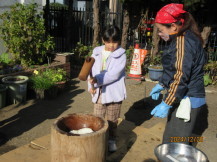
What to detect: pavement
<box><xmin>0</xmin><ymin>77</ymin><xmax>216</xmax><ymax>161</ymax></box>
<box><xmin>0</xmin><ymin>119</ymin><xmax>165</xmax><ymax>162</ymax></box>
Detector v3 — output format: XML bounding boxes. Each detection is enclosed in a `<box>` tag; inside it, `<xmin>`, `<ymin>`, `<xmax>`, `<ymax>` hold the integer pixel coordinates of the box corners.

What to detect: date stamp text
<box><xmin>170</xmin><ymin>136</ymin><xmax>204</xmax><ymax>143</ymax></box>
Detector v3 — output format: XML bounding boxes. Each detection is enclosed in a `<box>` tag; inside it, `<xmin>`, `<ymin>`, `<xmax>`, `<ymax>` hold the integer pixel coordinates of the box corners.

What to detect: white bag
<box><xmin>176</xmin><ymin>97</ymin><xmax>191</xmax><ymax>122</ymax></box>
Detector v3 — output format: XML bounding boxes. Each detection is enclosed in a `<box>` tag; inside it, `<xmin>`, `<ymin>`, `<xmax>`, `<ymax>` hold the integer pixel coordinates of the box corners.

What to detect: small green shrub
<box><xmin>72</xmin><ymin>42</ymin><xmax>93</xmax><ymax>65</ymax></box>
<box><xmin>0</xmin><ymin>53</ymin><xmax>13</xmax><ymax>65</ymax></box>
<box><xmin>149</xmin><ymin>54</ymin><xmax>162</xmax><ymax>66</ymax></box>
<box><xmin>0</xmin><ymin>3</ymin><xmax>54</xmax><ymax>66</ymax></box>
<box><xmin>43</xmin><ymin>68</ymin><xmax>67</xmax><ymax>82</ymax></box>
<box><xmin>30</xmin><ymin>75</ymin><xmax>55</xmax><ymax>90</ymax></box>
<box><xmin>126</xmin><ymin>45</ymin><xmax>134</xmax><ymax>67</ymax></box>
<box><xmin>30</xmin><ymin>68</ymin><xmax>67</xmax><ymax>90</ymax></box>
<box><xmin>50</xmin><ymin>2</ymin><xmax>68</xmax><ymax>8</ymax></box>
<box><xmin>204</xmin><ymin>74</ymin><xmax>212</xmax><ymax>86</ymax></box>
<box><xmin>204</xmin><ymin>61</ymin><xmax>217</xmax><ymax>85</ymax></box>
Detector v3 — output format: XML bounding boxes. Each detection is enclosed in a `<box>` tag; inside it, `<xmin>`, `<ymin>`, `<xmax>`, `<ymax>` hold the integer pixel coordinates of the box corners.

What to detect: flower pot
<box><xmin>2</xmin><ymin>75</ymin><xmax>29</xmax><ymax>104</ymax></box>
<box><xmin>56</xmin><ymin>81</ymin><xmax>66</xmax><ymax>94</ymax></box>
<box><xmin>45</xmin><ymin>86</ymin><xmax>58</xmax><ymax>99</ymax></box>
<box><xmin>35</xmin><ymin>89</ymin><xmax>45</xmax><ymax>99</ymax></box>
<box><xmin>35</xmin><ymin>86</ymin><xmax>58</xmax><ymax>100</ymax></box>
<box><xmin>0</xmin><ymin>84</ymin><xmax>7</xmax><ymax>108</ymax></box>
<box><xmin>148</xmin><ymin>66</ymin><xmax>163</xmax><ymax>81</ymax></box>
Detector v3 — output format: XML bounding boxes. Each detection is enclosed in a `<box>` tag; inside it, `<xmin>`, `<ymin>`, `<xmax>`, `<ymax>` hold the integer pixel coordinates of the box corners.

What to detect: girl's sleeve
<box><xmin>95</xmin><ymin>54</ymin><xmax>126</xmax><ymax>86</ymax></box>
<box><xmin>164</xmin><ymin>36</ymin><xmax>193</xmax><ymax>106</ymax></box>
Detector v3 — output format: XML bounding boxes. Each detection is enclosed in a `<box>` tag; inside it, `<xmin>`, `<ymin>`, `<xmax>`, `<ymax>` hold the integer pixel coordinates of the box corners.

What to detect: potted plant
<box><xmin>30</xmin><ymin>68</ymin><xmax>67</xmax><ymax>99</ymax></box>
<box><xmin>148</xmin><ymin>54</ymin><xmax>163</xmax><ymax>81</ymax></box>
<box><xmin>30</xmin><ymin>70</ymin><xmax>56</xmax><ymax>99</ymax></box>
<box><xmin>43</xmin><ymin>68</ymin><xmax>68</xmax><ymax>93</ymax></box>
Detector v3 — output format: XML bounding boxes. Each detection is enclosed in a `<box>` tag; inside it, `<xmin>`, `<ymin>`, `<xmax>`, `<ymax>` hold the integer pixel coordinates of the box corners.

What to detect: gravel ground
<box><xmin>0</xmin><ymin>77</ymin><xmax>216</xmax><ymax>161</ymax></box>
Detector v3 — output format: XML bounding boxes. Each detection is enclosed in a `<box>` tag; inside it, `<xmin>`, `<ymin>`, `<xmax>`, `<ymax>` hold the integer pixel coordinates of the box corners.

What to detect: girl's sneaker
<box><xmin>108</xmin><ymin>140</ymin><xmax>117</xmax><ymax>152</ymax></box>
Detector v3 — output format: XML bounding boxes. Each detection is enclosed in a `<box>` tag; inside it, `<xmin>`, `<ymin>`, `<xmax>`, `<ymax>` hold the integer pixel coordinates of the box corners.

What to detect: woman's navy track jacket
<box><xmin>159</xmin><ymin>30</ymin><xmax>206</xmax><ymax>106</ymax></box>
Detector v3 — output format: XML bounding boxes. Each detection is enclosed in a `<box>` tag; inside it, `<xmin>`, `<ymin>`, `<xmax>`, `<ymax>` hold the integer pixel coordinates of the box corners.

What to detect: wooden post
<box><xmin>121</xmin><ymin>8</ymin><xmax>130</xmax><ymax>49</ymax></box>
<box><xmin>51</xmin><ymin>113</ymin><xmax>108</xmax><ymax>162</ymax></box>
<box><xmin>92</xmin><ymin>0</ymin><xmax>100</xmax><ymax>47</ymax></box>
<box><xmin>151</xmin><ymin>24</ymin><xmax>160</xmax><ymax>58</ymax></box>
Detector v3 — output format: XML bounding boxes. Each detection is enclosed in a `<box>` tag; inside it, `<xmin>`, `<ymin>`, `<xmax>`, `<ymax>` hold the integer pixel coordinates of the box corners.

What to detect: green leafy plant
<box><xmin>30</xmin><ymin>68</ymin><xmax>67</xmax><ymax>90</ymax></box>
<box><xmin>149</xmin><ymin>54</ymin><xmax>162</xmax><ymax>66</ymax></box>
<box><xmin>72</xmin><ymin>42</ymin><xmax>93</xmax><ymax>65</ymax></box>
<box><xmin>43</xmin><ymin>68</ymin><xmax>67</xmax><ymax>83</ymax></box>
<box><xmin>50</xmin><ymin>2</ymin><xmax>68</xmax><ymax>8</ymax></box>
<box><xmin>147</xmin><ymin>54</ymin><xmax>163</xmax><ymax>70</ymax></box>
<box><xmin>0</xmin><ymin>53</ymin><xmax>13</xmax><ymax>65</ymax></box>
<box><xmin>30</xmin><ymin>75</ymin><xmax>55</xmax><ymax>90</ymax></box>
<box><xmin>0</xmin><ymin>3</ymin><xmax>54</xmax><ymax>67</ymax></box>
<box><xmin>204</xmin><ymin>74</ymin><xmax>212</xmax><ymax>86</ymax></box>
<box><xmin>126</xmin><ymin>45</ymin><xmax>134</xmax><ymax>67</ymax></box>
<box><xmin>203</xmin><ymin>61</ymin><xmax>217</xmax><ymax>85</ymax></box>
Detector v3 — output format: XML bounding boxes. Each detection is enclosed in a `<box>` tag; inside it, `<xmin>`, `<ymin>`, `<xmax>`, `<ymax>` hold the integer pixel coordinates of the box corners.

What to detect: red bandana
<box><xmin>155</xmin><ymin>3</ymin><xmax>186</xmax><ymax>24</ymax></box>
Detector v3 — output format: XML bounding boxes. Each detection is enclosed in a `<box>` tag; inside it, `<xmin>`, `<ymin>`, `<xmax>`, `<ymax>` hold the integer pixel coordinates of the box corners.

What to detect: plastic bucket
<box><xmin>0</xmin><ymin>84</ymin><xmax>7</xmax><ymax>108</ymax></box>
<box><xmin>2</xmin><ymin>75</ymin><xmax>29</xmax><ymax>104</ymax></box>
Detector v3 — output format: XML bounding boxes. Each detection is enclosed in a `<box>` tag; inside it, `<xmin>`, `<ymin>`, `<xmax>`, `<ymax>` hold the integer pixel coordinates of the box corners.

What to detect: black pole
<box><xmin>45</xmin><ymin>0</ymin><xmax>50</xmax><ymax>34</ymax></box>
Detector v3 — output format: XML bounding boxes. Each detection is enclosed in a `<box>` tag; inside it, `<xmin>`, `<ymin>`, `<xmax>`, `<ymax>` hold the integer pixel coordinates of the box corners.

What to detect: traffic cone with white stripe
<box><xmin>128</xmin><ymin>43</ymin><xmax>147</xmax><ymax>80</ymax></box>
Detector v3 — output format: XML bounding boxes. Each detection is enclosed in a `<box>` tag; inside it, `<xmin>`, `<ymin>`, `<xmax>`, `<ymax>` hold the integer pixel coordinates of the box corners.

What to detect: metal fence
<box><xmin>44</xmin><ymin>6</ymin><xmax>123</xmax><ymax>52</ymax></box>
<box><xmin>43</xmin><ymin>5</ymin><xmax>160</xmax><ymax>53</ymax></box>
<box><xmin>44</xmin><ymin>6</ymin><xmax>217</xmax><ymax>63</ymax></box>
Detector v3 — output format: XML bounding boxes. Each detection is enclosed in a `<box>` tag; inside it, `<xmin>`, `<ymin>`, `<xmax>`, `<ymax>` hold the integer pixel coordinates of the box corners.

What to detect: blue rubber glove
<box><xmin>151</xmin><ymin>101</ymin><xmax>172</xmax><ymax>118</ymax></box>
<box><xmin>149</xmin><ymin>84</ymin><xmax>164</xmax><ymax>100</ymax></box>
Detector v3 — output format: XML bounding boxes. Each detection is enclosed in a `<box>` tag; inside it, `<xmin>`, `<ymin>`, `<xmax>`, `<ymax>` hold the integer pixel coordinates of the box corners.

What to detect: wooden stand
<box><xmin>51</xmin><ymin>113</ymin><xmax>108</xmax><ymax>162</ymax></box>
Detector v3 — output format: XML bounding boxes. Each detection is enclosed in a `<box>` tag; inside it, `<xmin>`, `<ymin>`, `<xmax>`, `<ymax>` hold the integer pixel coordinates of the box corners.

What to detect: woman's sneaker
<box><xmin>108</xmin><ymin>140</ymin><xmax>117</xmax><ymax>152</ymax></box>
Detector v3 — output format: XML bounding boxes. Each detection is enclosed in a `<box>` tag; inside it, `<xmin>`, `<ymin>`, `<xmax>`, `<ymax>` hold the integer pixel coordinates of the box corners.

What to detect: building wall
<box><xmin>73</xmin><ymin>0</ymin><xmax>92</xmax><ymax>11</ymax></box>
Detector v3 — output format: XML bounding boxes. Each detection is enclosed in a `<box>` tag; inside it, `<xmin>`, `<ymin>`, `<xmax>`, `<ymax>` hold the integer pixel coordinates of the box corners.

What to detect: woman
<box><xmin>149</xmin><ymin>3</ymin><xmax>207</xmax><ymax>144</ymax></box>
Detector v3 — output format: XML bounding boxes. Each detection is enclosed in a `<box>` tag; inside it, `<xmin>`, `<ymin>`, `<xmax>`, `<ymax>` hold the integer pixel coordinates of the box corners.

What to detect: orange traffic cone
<box><xmin>128</xmin><ymin>44</ymin><xmax>147</xmax><ymax>80</ymax></box>
<box><xmin>140</xmin><ymin>49</ymin><xmax>147</xmax><ymax>65</ymax></box>
<box><xmin>128</xmin><ymin>43</ymin><xmax>141</xmax><ymax>78</ymax></box>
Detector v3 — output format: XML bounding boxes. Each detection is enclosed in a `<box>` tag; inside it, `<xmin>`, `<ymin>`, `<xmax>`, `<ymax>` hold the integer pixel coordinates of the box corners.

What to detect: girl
<box><xmin>88</xmin><ymin>26</ymin><xmax>127</xmax><ymax>152</ymax></box>
<box><xmin>149</xmin><ymin>3</ymin><xmax>207</xmax><ymax>144</ymax></box>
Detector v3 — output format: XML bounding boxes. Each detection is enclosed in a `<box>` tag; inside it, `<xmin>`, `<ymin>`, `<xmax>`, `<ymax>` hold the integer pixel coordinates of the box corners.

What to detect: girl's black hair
<box><xmin>102</xmin><ymin>26</ymin><xmax>121</xmax><ymax>42</ymax></box>
<box><xmin>162</xmin><ymin>12</ymin><xmax>203</xmax><ymax>44</ymax></box>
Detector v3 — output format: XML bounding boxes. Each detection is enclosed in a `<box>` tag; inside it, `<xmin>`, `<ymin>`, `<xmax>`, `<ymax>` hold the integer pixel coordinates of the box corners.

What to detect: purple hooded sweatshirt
<box><xmin>88</xmin><ymin>45</ymin><xmax>127</xmax><ymax>104</ymax></box>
